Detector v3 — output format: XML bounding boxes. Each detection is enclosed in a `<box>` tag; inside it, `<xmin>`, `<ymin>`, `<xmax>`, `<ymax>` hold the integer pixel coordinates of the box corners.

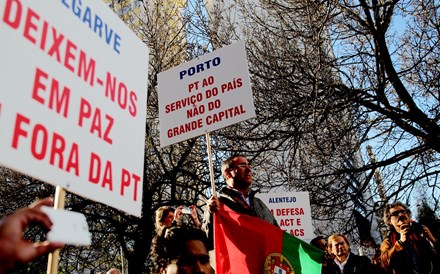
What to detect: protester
<box><xmin>202</xmin><ymin>154</ymin><xmax>278</xmax><ymax>249</ymax></box>
<box><xmin>380</xmin><ymin>201</ymin><xmax>439</xmax><ymax>274</ymax></box>
<box><xmin>322</xmin><ymin>233</ymin><xmax>373</xmax><ymax>274</ymax></box>
<box><xmin>155</xmin><ymin>205</ymin><xmax>200</xmax><ymax>236</ymax></box>
<box><xmin>156</xmin><ymin>226</ymin><xmax>212</xmax><ymax>274</ymax></box>
<box><xmin>151</xmin><ymin>205</ymin><xmax>201</xmax><ymax>273</ymax></box>
<box><xmin>311</xmin><ymin>235</ymin><xmax>333</xmax><ymax>266</ymax></box>
<box><xmin>311</xmin><ymin>236</ymin><xmax>327</xmax><ymax>251</ymax></box>
<box><xmin>0</xmin><ymin>198</ymin><xmax>64</xmax><ymax>273</ymax></box>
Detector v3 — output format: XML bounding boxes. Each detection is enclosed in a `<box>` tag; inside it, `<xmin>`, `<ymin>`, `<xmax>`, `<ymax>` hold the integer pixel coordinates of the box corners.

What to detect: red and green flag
<box><xmin>214</xmin><ymin>204</ymin><xmax>323</xmax><ymax>274</ymax></box>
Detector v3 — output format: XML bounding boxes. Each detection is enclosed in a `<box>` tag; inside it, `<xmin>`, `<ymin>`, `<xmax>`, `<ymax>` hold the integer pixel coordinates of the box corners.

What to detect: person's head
<box><xmin>310</xmin><ymin>236</ymin><xmax>327</xmax><ymax>251</ymax></box>
<box><xmin>221</xmin><ymin>154</ymin><xmax>253</xmax><ymax>192</ymax></box>
<box><xmin>159</xmin><ymin>226</ymin><xmax>211</xmax><ymax>274</ymax></box>
<box><xmin>327</xmin><ymin>234</ymin><xmax>350</xmax><ymax>261</ymax></box>
<box><xmin>106</xmin><ymin>269</ymin><xmax>121</xmax><ymax>274</ymax></box>
<box><xmin>156</xmin><ymin>206</ymin><xmax>175</xmax><ymax>231</ymax></box>
<box><xmin>383</xmin><ymin>201</ymin><xmax>411</xmax><ymax>233</ymax></box>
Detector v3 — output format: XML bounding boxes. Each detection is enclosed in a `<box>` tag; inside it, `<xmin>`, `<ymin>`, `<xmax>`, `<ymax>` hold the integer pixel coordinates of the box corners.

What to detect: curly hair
<box><xmin>383</xmin><ymin>201</ymin><xmax>411</xmax><ymax>224</ymax></box>
<box><xmin>155</xmin><ymin>206</ymin><xmax>175</xmax><ymax>232</ymax></box>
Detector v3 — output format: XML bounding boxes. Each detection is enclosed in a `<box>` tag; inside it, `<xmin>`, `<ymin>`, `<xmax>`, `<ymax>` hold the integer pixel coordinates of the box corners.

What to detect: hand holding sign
<box><xmin>0</xmin><ymin>199</ymin><xmax>64</xmax><ymax>273</ymax></box>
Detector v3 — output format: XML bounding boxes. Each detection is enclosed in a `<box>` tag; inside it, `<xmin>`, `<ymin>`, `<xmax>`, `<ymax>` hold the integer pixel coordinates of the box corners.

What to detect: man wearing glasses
<box><xmin>202</xmin><ymin>154</ymin><xmax>278</xmax><ymax>249</ymax></box>
<box><xmin>380</xmin><ymin>201</ymin><xmax>439</xmax><ymax>274</ymax></box>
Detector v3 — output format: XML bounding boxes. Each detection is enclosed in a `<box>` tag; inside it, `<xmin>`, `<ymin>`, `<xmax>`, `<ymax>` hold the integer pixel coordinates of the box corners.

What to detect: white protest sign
<box><xmin>158</xmin><ymin>40</ymin><xmax>256</xmax><ymax>147</ymax></box>
<box><xmin>256</xmin><ymin>192</ymin><xmax>314</xmax><ymax>241</ymax></box>
<box><xmin>0</xmin><ymin>0</ymin><xmax>149</xmax><ymax>216</ymax></box>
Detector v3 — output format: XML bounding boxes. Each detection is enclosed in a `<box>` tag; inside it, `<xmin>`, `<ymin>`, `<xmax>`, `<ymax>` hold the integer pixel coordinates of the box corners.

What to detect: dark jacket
<box><xmin>380</xmin><ymin>222</ymin><xmax>439</xmax><ymax>274</ymax></box>
<box><xmin>202</xmin><ymin>187</ymin><xmax>278</xmax><ymax>250</ymax></box>
<box><xmin>322</xmin><ymin>252</ymin><xmax>373</xmax><ymax>274</ymax></box>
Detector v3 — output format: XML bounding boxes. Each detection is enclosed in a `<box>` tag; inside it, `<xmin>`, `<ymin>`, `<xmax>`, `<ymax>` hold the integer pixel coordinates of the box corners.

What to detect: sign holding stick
<box><xmin>158</xmin><ymin>41</ymin><xmax>256</xmax><ymax>148</ymax></box>
<box><xmin>0</xmin><ymin>0</ymin><xmax>149</xmax><ymax>217</ymax></box>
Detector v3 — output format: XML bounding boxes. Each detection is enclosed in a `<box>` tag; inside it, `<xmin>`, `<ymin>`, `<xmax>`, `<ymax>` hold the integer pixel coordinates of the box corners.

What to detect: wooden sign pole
<box><xmin>205</xmin><ymin>132</ymin><xmax>217</xmax><ymax>198</ymax></box>
<box><xmin>46</xmin><ymin>186</ymin><xmax>66</xmax><ymax>274</ymax></box>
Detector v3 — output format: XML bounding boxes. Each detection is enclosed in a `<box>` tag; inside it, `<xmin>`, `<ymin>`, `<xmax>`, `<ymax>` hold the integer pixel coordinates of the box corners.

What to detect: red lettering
<box><xmin>50</xmin><ymin>132</ymin><xmax>66</xmax><ymax>168</ymax></box>
<box><xmin>88</xmin><ymin>153</ymin><xmax>114</xmax><ymax>190</ymax></box>
<box><xmin>32</xmin><ymin>67</ymin><xmax>70</xmax><ymax>118</ymax></box>
<box><xmin>90</xmin><ymin>108</ymin><xmax>103</xmax><ymax>138</ymax></box>
<box><xmin>66</xmin><ymin>143</ymin><xmax>79</xmax><ymax>176</ymax></box>
<box><xmin>39</xmin><ymin>20</ymin><xmax>48</xmax><ymax>50</ymax></box>
<box><xmin>102</xmin><ymin>161</ymin><xmax>113</xmax><ymax>191</ymax></box>
<box><xmin>167</xmin><ymin>119</ymin><xmax>203</xmax><ymax>138</ymax></box>
<box><xmin>276</xmin><ymin>208</ymin><xmax>304</xmax><ymax>216</ymax></box>
<box><xmin>103</xmin><ymin>115</ymin><xmax>114</xmax><ymax>145</ymax></box>
<box><xmin>120</xmin><ymin>168</ymin><xmax>140</xmax><ymax>201</ymax></box>
<box><xmin>32</xmin><ymin>67</ymin><xmax>47</xmax><ymax>105</ymax></box>
<box><xmin>104</xmin><ymin>72</ymin><xmax>136</xmax><ymax>116</ymax></box>
<box><xmin>31</xmin><ymin>124</ymin><xmax>48</xmax><ymax>160</ymax></box>
<box><xmin>78</xmin><ymin>98</ymin><xmax>113</xmax><ymax>145</ymax></box>
<box><xmin>79</xmin><ymin>98</ymin><xmax>92</xmax><ymax>127</ymax></box>
<box><xmin>280</xmin><ymin>218</ymin><xmax>298</xmax><ymax>226</ymax></box>
<box><xmin>23</xmin><ymin>7</ymin><xmax>39</xmax><ymax>44</ymax></box>
<box><xmin>2</xmin><ymin>0</ymin><xmax>22</xmax><ymax>29</ymax></box>
<box><xmin>48</xmin><ymin>133</ymin><xmax>78</xmax><ymax>175</ymax></box>
<box><xmin>118</xmin><ymin>82</ymin><xmax>128</xmax><ymax>110</ymax></box>
<box><xmin>89</xmin><ymin>152</ymin><xmax>101</xmax><ymax>184</ymax></box>
<box><xmin>121</xmin><ymin>168</ymin><xmax>130</xmax><ymax>197</ymax></box>
<box><xmin>78</xmin><ymin>51</ymin><xmax>95</xmax><ymax>86</ymax></box>
<box><xmin>64</xmin><ymin>39</ymin><xmax>77</xmax><ymax>73</ymax></box>
<box><xmin>12</xmin><ymin>113</ymin><xmax>30</xmax><ymax>149</ymax></box>
<box><xmin>129</xmin><ymin>91</ymin><xmax>137</xmax><ymax>117</ymax></box>
<box><xmin>47</xmin><ymin>28</ymin><xmax>64</xmax><ymax>62</ymax></box>
<box><xmin>132</xmin><ymin>173</ymin><xmax>140</xmax><ymax>201</ymax></box>
<box><xmin>12</xmin><ymin>113</ymin><xmax>80</xmax><ymax>175</ymax></box>
<box><xmin>289</xmin><ymin>229</ymin><xmax>304</xmax><ymax>237</ymax></box>
<box><xmin>48</xmin><ymin>77</ymin><xmax>70</xmax><ymax>118</ymax></box>
<box><xmin>105</xmin><ymin>72</ymin><xmax>116</xmax><ymax>101</ymax></box>
<box><xmin>2</xmin><ymin>1</ymin><xmax>95</xmax><ymax>87</ymax></box>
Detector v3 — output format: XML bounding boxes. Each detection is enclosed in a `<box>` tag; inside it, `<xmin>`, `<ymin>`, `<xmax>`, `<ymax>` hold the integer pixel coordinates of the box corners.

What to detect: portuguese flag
<box><xmin>214</xmin><ymin>204</ymin><xmax>323</xmax><ymax>274</ymax></box>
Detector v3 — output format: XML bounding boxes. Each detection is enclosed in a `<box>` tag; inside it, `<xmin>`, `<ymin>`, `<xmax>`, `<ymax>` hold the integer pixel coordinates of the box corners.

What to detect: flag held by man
<box><xmin>214</xmin><ymin>204</ymin><xmax>323</xmax><ymax>274</ymax></box>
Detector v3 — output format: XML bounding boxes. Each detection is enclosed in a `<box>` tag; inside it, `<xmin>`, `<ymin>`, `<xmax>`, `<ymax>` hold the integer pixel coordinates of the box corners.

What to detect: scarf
<box><xmin>388</xmin><ymin>221</ymin><xmax>435</xmax><ymax>274</ymax></box>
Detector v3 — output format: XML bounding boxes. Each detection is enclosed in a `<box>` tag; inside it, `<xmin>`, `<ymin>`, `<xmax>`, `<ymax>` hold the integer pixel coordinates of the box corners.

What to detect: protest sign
<box><xmin>0</xmin><ymin>0</ymin><xmax>149</xmax><ymax>216</ymax></box>
<box><xmin>158</xmin><ymin>40</ymin><xmax>256</xmax><ymax>147</ymax></box>
<box><xmin>256</xmin><ymin>192</ymin><xmax>315</xmax><ymax>241</ymax></box>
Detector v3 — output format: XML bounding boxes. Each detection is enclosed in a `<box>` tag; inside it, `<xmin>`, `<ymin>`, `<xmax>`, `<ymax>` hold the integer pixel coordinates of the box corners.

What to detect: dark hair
<box><xmin>155</xmin><ymin>226</ymin><xmax>209</xmax><ymax>271</ymax></box>
<box><xmin>310</xmin><ymin>236</ymin><xmax>326</xmax><ymax>248</ymax></box>
<box><xmin>383</xmin><ymin>201</ymin><xmax>411</xmax><ymax>224</ymax></box>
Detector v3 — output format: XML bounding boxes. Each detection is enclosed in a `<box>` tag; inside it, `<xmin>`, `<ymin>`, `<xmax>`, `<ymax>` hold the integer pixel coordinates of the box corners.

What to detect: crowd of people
<box><xmin>310</xmin><ymin>201</ymin><xmax>440</xmax><ymax>274</ymax></box>
<box><xmin>0</xmin><ymin>154</ymin><xmax>439</xmax><ymax>274</ymax></box>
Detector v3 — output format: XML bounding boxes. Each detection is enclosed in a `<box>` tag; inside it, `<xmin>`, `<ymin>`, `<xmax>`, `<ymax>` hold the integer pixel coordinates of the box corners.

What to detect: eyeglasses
<box><xmin>390</xmin><ymin>209</ymin><xmax>407</xmax><ymax>217</ymax></box>
<box><xmin>236</xmin><ymin>163</ymin><xmax>251</xmax><ymax>169</ymax></box>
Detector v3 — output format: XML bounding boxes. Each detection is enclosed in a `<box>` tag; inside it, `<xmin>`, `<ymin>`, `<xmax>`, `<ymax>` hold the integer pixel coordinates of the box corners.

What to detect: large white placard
<box><xmin>158</xmin><ymin>40</ymin><xmax>256</xmax><ymax>147</ymax></box>
<box><xmin>256</xmin><ymin>192</ymin><xmax>315</xmax><ymax>241</ymax></box>
<box><xmin>0</xmin><ymin>0</ymin><xmax>149</xmax><ymax>216</ymax></box>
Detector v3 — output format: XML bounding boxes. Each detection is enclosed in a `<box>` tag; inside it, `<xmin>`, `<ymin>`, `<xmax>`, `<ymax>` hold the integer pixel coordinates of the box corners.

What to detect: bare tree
<box><xmin>203</xmin><ymin>0</ymin><xmax>439</xmax><ymax>244</ymax></box>
<box><xmin>2</xmin><ymin>0</ymin><xmax>438</xmax><ymax>271</ymax></box>
<box><xmin>324</xmin><ymin>0</ymin><xmax>439</xmax><ymax>206</ymax></box>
